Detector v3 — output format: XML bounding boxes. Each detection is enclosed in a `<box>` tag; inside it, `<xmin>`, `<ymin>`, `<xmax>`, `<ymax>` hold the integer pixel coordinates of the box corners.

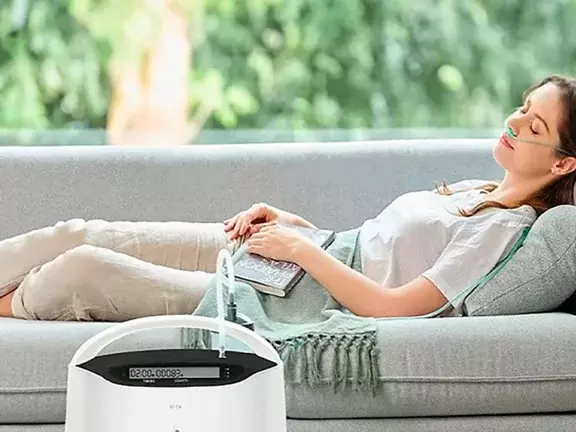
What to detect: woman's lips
<box><xmin>499</xmin><ymin>133</ymin><xmax>514</xmax><ymax>149</ymax></box>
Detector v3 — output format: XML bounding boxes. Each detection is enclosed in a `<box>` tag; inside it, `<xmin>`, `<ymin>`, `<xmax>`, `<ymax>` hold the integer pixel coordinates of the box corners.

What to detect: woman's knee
<box><xmin>52</xmin><ymin>244</ymin><xmax>112</xmax><ymax>280</ymax></box>
<box><xmin>12</xmin><ymin>245</ymin><xmax>112</xmax><ymax>320</ymax></box>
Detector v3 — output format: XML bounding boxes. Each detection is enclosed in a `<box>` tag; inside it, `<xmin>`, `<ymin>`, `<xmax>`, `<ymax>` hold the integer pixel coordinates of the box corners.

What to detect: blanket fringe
<box><xmin>182</xmin><ymin>329</ymin><xmax>380</xmax><ymax>396</ymax></box>
<box><xmin>268</xmin><ymin>332</ymin><xmax>380</xmax><ymax>396</ymax></box>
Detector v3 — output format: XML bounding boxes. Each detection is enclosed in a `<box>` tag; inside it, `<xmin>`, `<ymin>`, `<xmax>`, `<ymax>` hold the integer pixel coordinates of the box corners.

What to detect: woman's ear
<box><xmin>553</xmin><ymin>157</ymin><xmax>576</xmax><ymax>176</ymax></box>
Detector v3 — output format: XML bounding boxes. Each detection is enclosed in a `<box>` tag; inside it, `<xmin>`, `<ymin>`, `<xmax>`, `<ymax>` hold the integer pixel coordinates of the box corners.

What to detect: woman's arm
<box><xmin>247</xmin><ymin>224</ymin><xmax>449</xmax><ymax>317</ymax></box>
<box><xmin>292</xmin><ymin>242</ymin><xmax>449</xmax><ymax>318</ymax></box>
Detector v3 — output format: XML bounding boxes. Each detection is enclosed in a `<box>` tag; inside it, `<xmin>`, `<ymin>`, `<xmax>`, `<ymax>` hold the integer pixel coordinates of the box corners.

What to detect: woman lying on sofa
<box><xmin>1</xmin><ymin>74</ymin><xmax>576</xmax><ymax>321</ymax></box>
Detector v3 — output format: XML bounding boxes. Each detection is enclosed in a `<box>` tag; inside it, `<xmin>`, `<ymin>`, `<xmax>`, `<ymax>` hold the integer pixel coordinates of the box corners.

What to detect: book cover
<box><xmin>233</xmin><ymin>223</ymin><xmax>336</xmax><ymax>297</ymax></box>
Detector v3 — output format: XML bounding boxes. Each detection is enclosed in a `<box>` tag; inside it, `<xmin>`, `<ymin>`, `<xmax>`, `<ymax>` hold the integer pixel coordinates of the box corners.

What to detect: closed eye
<box><xmin>517</xmin><ymin>106</ymin><xmax>539</xmax><ymax>135</ymax></box>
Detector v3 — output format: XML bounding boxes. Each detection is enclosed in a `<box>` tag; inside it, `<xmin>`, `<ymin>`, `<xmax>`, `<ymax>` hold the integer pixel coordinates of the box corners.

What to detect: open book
<box><xmin>233</xmin><ymin>223</ymin><xmax>336</xmax><ymax>297</ymax></box>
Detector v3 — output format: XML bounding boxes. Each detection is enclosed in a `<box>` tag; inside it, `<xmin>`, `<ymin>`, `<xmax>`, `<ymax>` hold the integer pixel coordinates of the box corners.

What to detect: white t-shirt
<box><xmin>358</xmin><ymin>179</ymin><xmax>538</xmax><ymax>317</ymax></box>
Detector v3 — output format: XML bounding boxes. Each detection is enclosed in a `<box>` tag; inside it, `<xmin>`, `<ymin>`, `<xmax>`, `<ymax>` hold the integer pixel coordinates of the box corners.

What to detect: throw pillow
<box><xmin>463</xmin><ymin>205</ymin><xmax>576</xmax><ymax>316</ymax></box>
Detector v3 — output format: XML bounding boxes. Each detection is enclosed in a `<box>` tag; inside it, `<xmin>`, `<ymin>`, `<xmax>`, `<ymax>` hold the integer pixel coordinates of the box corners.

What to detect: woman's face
<box><xmin>494</xmin><ymin>82</ymin><xmax>566</xmax><ymax>177</ymax></box>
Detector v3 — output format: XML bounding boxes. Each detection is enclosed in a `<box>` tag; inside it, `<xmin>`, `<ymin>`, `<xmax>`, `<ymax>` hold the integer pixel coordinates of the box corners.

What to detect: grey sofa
<box><xmin>1</xmin><ymin>139</ymin><xmax>576</xmax><ymax>432</ymax></box>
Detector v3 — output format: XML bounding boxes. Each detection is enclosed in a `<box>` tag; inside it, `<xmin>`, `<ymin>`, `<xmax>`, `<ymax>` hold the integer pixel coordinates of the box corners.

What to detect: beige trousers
<box><xmin>2</xmin><ymin>219</ymin><xmax>243</xmax><ymax>321</ymax></box>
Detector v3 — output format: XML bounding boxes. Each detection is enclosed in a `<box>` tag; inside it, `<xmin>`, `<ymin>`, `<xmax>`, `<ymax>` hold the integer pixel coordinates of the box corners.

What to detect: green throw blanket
<box><xmin>181</xmin><ymin>228</ymin><xmax>380</xmax><ymax>395</ymax></box>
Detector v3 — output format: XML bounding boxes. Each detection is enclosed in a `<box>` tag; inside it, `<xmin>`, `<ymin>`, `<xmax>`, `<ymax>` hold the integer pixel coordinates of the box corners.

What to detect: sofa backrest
<box><xmin>0</xmin><ymin>139</ymin><xmax>503</xmax><ymax>240</ymax></box>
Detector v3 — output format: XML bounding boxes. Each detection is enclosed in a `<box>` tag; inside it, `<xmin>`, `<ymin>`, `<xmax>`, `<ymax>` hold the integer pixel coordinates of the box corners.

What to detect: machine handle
<box><xmin>70</xmin><ymin>315</ymin><xmax>281</xmax><ymax>366</ymax></box>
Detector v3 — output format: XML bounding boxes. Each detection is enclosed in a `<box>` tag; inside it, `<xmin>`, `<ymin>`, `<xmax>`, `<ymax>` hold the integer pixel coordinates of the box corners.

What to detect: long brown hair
<box><xmin>436</xmin><ymin>75</ymin><xmax>576</xmax><ymax>217</ymax></box>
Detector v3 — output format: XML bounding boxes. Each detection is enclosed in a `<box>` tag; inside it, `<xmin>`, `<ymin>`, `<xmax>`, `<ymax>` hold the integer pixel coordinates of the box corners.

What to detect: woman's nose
<box><xmin>507</xmin><ymin>115</ymin><xmax>525</xmax><ymax>137</ymax></box>
<box><xmin>506</xmin><ymin>120</ymin><xmax>519</xmax><ymax>137</ymax></box>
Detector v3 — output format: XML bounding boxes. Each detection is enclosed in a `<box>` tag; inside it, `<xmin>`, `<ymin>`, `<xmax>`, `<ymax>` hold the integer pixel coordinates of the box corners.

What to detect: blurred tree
<box><xmin>0</xmin><ymin>0</ymin><xmax>575</xmax><ymax>142</ymax></box>
<box><xmin>194</xmin><ymin>0</ymin><xmax>576</xmax><ymax>130</ymax></box>
<box><xmin>72</xmin><ymin>0</ymin><xmax>206</xmax><ymax>145</ymax></box>
<box><xmin>104</xmin><ymin>1</ymin><xmax>192</xmax><ymax>145</ymax></box>
<box><xmin>0</xmin><ymin>0</ymin><xmax>209</xmax><ymax>145</ymax></box>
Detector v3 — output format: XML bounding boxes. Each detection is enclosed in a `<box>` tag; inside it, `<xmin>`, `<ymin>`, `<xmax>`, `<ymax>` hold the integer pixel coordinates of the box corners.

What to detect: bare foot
<box><xmin>0</xmin><ymin>291</ymin><xmax>15</xmax><ymax>317</ymax></box>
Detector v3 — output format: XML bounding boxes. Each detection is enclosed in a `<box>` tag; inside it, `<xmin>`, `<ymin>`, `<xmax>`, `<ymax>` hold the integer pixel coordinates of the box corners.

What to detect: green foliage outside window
<box><xmin>0</xmin><ymin>0</ymin><xmax>575</xmax><ymax>136</ymax></box>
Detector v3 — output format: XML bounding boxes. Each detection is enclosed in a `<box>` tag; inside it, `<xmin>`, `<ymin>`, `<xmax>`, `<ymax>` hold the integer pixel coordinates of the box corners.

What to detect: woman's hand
<box><xmin>246</xmin><ymin>223</ymin><xmax>312</xmax><ymax>262</ymax></box>
<box><xmin>224</xmin><ymin>203</ymin><xmax>282</xmax><ymax>240</ymax></box>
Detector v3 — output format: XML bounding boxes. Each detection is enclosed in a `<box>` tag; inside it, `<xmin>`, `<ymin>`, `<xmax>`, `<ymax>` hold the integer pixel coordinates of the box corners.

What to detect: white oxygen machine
<box><xmin>65</xmin><ymin>249</ymin><xmax>287</xmax><ymax>431</ymax></box>
<box><xmin>64</xmin><ymin>314</ymin><xmax>287</xmax><ymax>431</ymax></box>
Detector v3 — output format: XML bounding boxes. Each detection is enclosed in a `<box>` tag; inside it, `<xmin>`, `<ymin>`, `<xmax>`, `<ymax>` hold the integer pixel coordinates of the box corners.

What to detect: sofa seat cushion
<box><xmin>287</xmin><ymin>312</ymin><xmax>576</xmax><ymax>419</ymax></box>
<box><xmin>3</xmin><ymin>313</ymin><xmax>576</xmax><ymax>423</ymax></box>
<box><xmin>0</xmin><ymin>319</ymin><xmax>184</xmax><ymax>423</ymax></box>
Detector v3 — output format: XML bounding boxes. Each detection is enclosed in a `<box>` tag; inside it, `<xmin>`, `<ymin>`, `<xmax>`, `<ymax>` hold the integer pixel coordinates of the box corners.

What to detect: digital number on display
<box><xmin>128</xmin><ymin>367</ymin><xmax>219</xmax><ymax>380</ymax></box>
